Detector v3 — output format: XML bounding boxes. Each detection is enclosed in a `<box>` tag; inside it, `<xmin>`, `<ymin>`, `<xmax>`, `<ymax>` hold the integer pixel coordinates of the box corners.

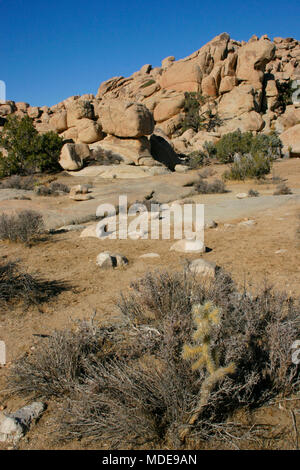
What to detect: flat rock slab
<box><xmin>139</xmin><ymin>253</ymin><xmax>160</xmax><ymax>258</ymax></box>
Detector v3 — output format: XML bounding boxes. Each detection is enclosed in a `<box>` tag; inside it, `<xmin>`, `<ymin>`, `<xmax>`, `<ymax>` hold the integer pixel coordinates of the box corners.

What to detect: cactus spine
<box><xmin>180</xmin><ymin>301</ymin><xmax>236</xmax><ymax>442</ymax></box>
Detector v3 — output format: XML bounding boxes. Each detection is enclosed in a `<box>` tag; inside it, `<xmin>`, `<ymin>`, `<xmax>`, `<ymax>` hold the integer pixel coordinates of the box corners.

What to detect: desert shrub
<box><xmin>0</xmin><ymin>175</ymin><xmax>36</xmax><ymax>190</ymax></box>
<box><xmin>0</xmin><ymin>115</ymin><xmax>63</xmax><ymax>177</ymax></box>
<box><xmin>35</xmin><ymin>182</ymin><xmax>70</xmax><ymax>196</ymax></box>
<box><xmin>275</xmin><ymin>79</ymin><xmax>294</xmax><ymax>113</ymax></box>
<box><xmin>248</xmin><ymin>189</ymin><xmax>260</xmax><ymax>197</ymax></box>
<box><xmin>0</xmin><ymin>210</ymin><xmax>44</xmax><ymax>243</ymax></box>
<box><xmin>213</xmin><ymin>130</ymin><xmax>282</xmax><ymax>164</ymax></box>
<box><xmin>6</xmin><ymin>269</ymin><xmax>300</xmax><ymax>448</ymax></box>
<box><xmin>186</xmin><ymin>174</ymin><xmax>227</xmax><ymax>194</ymax></box>
<box><xmin>92</xmin><ymin>148</ymin><xmax>122</xmax><ymax>165</ymax></box>
<box><xmin>0</xmin><ymin>260</ymin><xmax>69</xmax><ymax>308</ymax></box>
<box><xmin>223</xmin><ymin>153</ymin><xmax>272</xmax><ymax>180</ymax></box>
<box><xmin>187</xmin><ymin>150</ymin><xmax>210</xmax><ymax>169</ymax></box>
<box><xmin>273</xmin><ymin>183</ymin><xmax>293</xmax><ymax>195</ymax></box>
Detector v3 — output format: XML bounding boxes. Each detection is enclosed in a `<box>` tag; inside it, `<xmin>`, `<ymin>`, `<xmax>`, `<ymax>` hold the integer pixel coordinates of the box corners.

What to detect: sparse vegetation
<box><xmin>0</xmin><ymin>115</ymin><xmax>63</xmax><ymax>177</ymax></box>
<box><xmin>223</xmin><ymin>153</ymin><xmax>272</xmax><ymax>180</ymax></box>
<box><xmin>213</xmin><ymin>130</ymin><xmax>282</xmax><ymax>164</ymax></box>
<box><xmin>0</xmin><ymin>260</ymin><xmax>69</xmax><ymax>308</ymax></box>
<box><xmin>248</xmin><ymin>189</ymin><xmax>260</xmax><ymax>197</ymax></box>
<box><xmin>7</xmin><ymin>269</ymin><xmax>299</xmax><ymax>448</ymax></box>
<box><xmin>0</xmin><ymin>175</ymin><xmax>36</xmax><ymax>190</ymax></box>
<box><xmin>0</xmin><ymin>210</ymin><xmax>44</xmax><ymax>243</ymax></box>
<box><xmin>273</xmin><ymin>183</ymin><xmax>293</xmax><ymax>195</ymax></box>
<box><xmin>140</xmin><ymin>79</ymin><xmax>156</xmax><ymax>89</ymax></box>
<box><xmin>187</xmin><ymin>150</ymin><xmax>210</xmax><ymax>169</ymax></box>
<box><xmin>35</xmin><ymin>182</ymin><xmax>70</xmax><ymax>196</ymax></box>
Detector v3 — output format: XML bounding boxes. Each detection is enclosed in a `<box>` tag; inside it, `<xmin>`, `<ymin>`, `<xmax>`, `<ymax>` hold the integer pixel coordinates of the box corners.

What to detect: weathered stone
<box><xmin>98</xmin><ymin>100</ymin><xmax>154</xmax><ymax>138</ymax></box>
<box><xmin>280</xmin><ymin>123</ymin><xmax>300</xmax><ymax>156</ymax></box>
<box><xmin>92</xmin><ymin>135</ymin><xmax>158</xmax><ymax>166</ymax></box>
<box><xmin>236</xmin><ymin>39</ymin><xmax>275</xmax><ymax>85</ymax></box>
<box><xmin>153</xmin><ymin>95</ymin><xmax>185</xmax><ymax>122</ymax></box>
<box><xmin>96</xmin><ymin>252</ymin><xmax>128</xmax><ymax>269</ymax></box>
<box><xmin>59</xmin><ymin>143</ymin><xmax>90</xmax><ymax>171</ymax></box>
<box><xmin>188</xmin><ymin>259</ymin><xmax>217</xmax><ymax>277</ymax></box>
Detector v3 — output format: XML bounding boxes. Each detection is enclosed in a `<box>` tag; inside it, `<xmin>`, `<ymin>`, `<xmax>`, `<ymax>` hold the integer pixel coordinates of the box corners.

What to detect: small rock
<box><xmin>170</xmin><ymin>239</ymin><xmax>206</xmax><ymax>253</ymax></box>
<box><xmin>236</xmin><ymin>193</ymin><xmax>248</xmax><ymax>199</ymax></box>
<box><xmin>224</xmin><ymin>223</ymin><xmax>235</xmax><ymax>229</ymax></box>
<box><xmin>188</xmin><ymin>259</ymin><xmax>217</xmax><ymax>278</ymax></box>
<box><xmin>80</xmin><ymin>224</ymin><xmax>98</xmax><ymax>238</ymax></box>
<box><xmin>275</xmin><ymin>249</ymin><xmax>287</xmax><ymax>254</ymax></box>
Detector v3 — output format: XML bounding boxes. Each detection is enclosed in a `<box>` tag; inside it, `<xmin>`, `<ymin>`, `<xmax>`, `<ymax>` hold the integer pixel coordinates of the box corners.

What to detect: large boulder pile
<box><xmin>1</xmin><ymin>32</ymin><xmax>300</xmax><ymax>167</ymax></box>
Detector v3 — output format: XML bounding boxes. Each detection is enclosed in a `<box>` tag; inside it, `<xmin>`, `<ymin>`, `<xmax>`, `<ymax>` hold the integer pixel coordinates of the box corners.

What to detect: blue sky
<box><xmin>1</xmin><ymin>0</ymin><xmax>299</xmax><ymax>107</ymax></box>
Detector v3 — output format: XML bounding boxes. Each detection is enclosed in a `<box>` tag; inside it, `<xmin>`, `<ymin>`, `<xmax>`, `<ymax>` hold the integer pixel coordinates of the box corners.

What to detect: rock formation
<box><xmin>1</xmin><ymin>32</ymin><xmax>300</xmax><ymax>169</ymax></box>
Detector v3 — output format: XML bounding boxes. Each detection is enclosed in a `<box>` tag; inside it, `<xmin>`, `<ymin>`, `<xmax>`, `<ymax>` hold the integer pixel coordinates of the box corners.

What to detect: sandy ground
<box><xmin>0</xmin><ymin>158</ymin><xmax>300</xmax><ymax>450</ymax></box>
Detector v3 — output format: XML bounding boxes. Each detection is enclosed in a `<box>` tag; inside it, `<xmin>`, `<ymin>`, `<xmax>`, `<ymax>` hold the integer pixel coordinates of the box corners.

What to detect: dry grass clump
<box><xmin>0</xmin><ymin>210</ymin><xmax>44</xmax><ymax>243</ymax></box>
<box><xmin>0</xmin><ymin>260</ymin><xmax>69</xmax><ymax>308</ymax></box>
<box><xmin>273</xmin><ymin>183</ymin><xmax>293</xmax><ymax>195</ymax></box>
<box><xmin>6</xmin><ymin>270</ymin><xmax>300</xmax><ymax>448</ymax></box>
<box><xmin>194</xmin><ymin>178</ymin><xmax>227</xmax><ymax>194</ymax></box>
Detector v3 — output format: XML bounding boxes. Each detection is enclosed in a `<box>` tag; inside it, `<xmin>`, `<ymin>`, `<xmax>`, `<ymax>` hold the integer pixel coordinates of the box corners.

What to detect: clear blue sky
<box><xmin>1</xmin><ymin>0</ymin><xmax>299</xmax><ymax>107</ymax></box>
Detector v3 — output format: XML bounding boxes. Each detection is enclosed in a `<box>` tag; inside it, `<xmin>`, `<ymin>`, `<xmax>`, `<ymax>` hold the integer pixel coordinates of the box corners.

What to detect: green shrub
<box><xmin>0</xmin><ymin>115</ymin><xmax>63</xmax><ymax>177</ymax></box>
<box><xmin>224</xmin><ymin>153</ymin><xmax>272</xmax><ymax>180</ymax></box>
<box><xmin>214</xmin><ymin>130</ymin><xmax>282</xmax><ymax>164</ymax></box>
<box><xmin>181</xmin><ymin>92</ymin><xmax>205</xmax><ymax>133</ymax></box>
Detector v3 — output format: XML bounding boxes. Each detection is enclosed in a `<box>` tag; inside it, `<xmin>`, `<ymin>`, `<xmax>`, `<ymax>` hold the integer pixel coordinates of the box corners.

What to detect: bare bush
<box><xmin>193</xmin><ymin>178</ymin><xmax>227</xmax><ymax>194</ymax></box>
<box><xmin>0</xmin><ymin>260</ymin><xmax>69</xmax><ymax>308</ymax></box>
<box><xmin>6</xmin><ymin>270</ymin><xmax>300</xmax><ymax>448</ymax></box>
<box><xmin>0</xmin><ymin>175</ymin><xmax>36</xmax><ymax>190</ymax></box>
<box><xmin>0</xmin><ymin>210</ymin><xmax>44</xmax><ymax>243</ymax></box>
<box><xmin>273</xmin><ymin>183</ymin><xmax>292</xmax><ymax>195</ymax></box>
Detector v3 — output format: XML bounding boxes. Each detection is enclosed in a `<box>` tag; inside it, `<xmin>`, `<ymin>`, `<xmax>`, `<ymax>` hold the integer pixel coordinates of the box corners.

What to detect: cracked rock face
<box><xmin>0</xmin><ymin>402</ymin><xmax>46</xmax><ymax>443</ymax></box>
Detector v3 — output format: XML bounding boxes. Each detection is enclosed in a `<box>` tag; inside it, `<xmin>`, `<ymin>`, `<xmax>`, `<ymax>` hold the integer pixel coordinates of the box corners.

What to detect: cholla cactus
<box><xmin>180</xmin><ymin>302</ymin><xmax>236</xmax><ymax>442</ymax></box>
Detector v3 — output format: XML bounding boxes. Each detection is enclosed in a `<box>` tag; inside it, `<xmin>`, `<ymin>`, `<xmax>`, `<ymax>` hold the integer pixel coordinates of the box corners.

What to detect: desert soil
<box><xmin>0</xmin><ymin>158</ymin><xmax>300</xmax><ymax>450</ymax></box>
